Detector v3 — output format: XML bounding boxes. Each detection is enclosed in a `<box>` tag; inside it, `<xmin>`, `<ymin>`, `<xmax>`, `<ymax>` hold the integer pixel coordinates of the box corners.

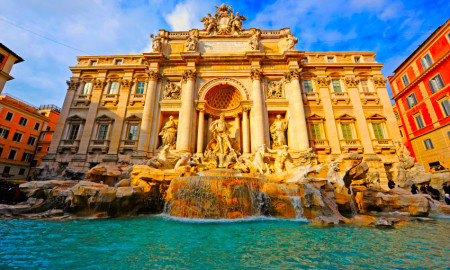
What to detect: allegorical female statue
<box><xmin>159</xmin><ymin>116</ymin><xmax>177</xmax><ymax>148</ymax></box>
<box><xmin>270</xmin><ymin>114</ymin><xmax>288</xmax><ymax>148</ymax></box>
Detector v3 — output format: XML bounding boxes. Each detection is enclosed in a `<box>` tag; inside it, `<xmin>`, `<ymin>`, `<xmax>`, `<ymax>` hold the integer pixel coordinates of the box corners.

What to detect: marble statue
<box><xmin>249</xmin><ymin>29</ymin><xmax>261</xmax><ymax>51</ymax></box>
<box><xmin>267</xmin><ymin>81</ymin><xmax>283</xmax><ymax>98</ymax></box>
<box><xmin>185</xmin><ymin>33</ymin><xmax>199</xmax><ymax>52</ymax></box>
<box><xmin>201</xmin><ymin>13</ymin><xmax>216</xmax><ymax>34</ymax></box>
<box><xmin>270</xmin><ymin>114</ymin><xmax>288</xmax><ymax>148</ymax></box>
<box><xmin>252</xmin><ymin>144</ymin><xmax>271</xmax><ymax>174</ymax></box>
<box><xmin>207</xmin><ymin>114</ymin><xmax>234</xmax><ymax>155</ymax></box>
<box><xmin>159</xmin><ymin>116</ymin><xmax>177</xmax><ymax>148</ymax></box>
<box><xmin>267</xmin><ymin>145</ymin><xmax>292</xmax><ymax>173</ymax></box>
<box><xmin>174</xmin><ymin>153</ymin><xmax>192</xmax><ymax>169</ymax></box>
<box><xmin>163</xmin><ymin>81</ymin><xmax>181</xmax><ymax>99</ymax></box>
<box><xmin>286</xmin><ymin>33</ymin><xmax>298</xmax><ymax>51</ymax></box>
<box><xmin>147</xmin><ymin>145</ymin><xmax>172</xmax><ymax>168</ymax></box>
<box><xmin>150</xmin><ymin>34</ymin><xmax>162</xmax><ymax>53</ymax></box>
<box><xmin>230</xmin><ymin>12</ymin><xmax>247</xmax><ymax>33</ymax></box>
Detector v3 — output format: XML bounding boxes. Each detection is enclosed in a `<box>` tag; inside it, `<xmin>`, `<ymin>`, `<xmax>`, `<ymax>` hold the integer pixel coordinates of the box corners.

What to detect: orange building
<box><xmin>0</xmin><ymin>95</ymin><xmax>50</xmax><ymax>179</ymax></box>
<box><xmin>33</xmin><ymin>105</ymin><xmax>60</xmax><ymax>171</ymax></box>
<box><xmin>0</xmin><ymin>43</ymin><xmax>24</xmax><ymax>94</ymax></box>
<box><xmin>389</xmin><ymin>19</ymin><xmax>450</xmax><ymax>170</ymax></box>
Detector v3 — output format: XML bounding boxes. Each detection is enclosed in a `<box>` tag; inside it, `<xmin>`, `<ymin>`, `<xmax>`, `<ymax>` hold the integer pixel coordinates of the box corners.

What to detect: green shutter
<box><xmin>372</xmin><ymin>123</ymin><xmax>384</xmax><ymax>139</ymax></box>
<box><xmin>341</xmin><ymin>124</ymin><xmax>353</xmax><ymax>140</ymax></box>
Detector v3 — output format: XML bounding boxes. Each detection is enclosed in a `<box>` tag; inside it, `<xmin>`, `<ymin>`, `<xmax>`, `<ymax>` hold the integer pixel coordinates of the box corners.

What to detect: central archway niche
<box><xmin>197</xmin><ymin>79</ymin><xmax>249</xmax><ymax>153</ymax></box>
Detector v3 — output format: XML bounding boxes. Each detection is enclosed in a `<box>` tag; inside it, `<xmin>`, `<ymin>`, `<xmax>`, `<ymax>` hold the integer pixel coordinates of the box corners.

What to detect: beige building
<box><xmin>0</xmin><ymin>43</ymin><xmax>24</xmax><ymax>94</ymax></box>
<box><xmin>42</xmin><ymin>5</ymin><xmax>401</xmax><ymax>183</ymax></box>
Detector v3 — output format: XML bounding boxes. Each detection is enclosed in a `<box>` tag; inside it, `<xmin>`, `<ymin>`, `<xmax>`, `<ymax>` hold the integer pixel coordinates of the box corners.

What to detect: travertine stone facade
<box><xmin>42</xmin><ymin>5</ymin><xmax>401</xmax><ymax>184</ymax></box>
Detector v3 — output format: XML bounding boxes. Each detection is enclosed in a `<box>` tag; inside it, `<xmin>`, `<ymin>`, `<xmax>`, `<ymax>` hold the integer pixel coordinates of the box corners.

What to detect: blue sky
<box><xmin>1</xmin><ymin>0</ymin><xmax>449</xmax><ymax>107</ymax></box>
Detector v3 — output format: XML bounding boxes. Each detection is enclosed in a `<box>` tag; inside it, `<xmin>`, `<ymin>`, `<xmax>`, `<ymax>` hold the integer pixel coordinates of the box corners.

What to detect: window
<box><xmin>301</xmin><ymin>57</ymin><xmax>308</xmax><ymax>63</ymax></box>
<box><xmin>115</xmin><ymin>60</ymin><xmax>122</xmax><ymax>65</ymax></box>
<box><xmin>0</xmin><ymin>128</ymin><xmax>9</xmax><ymax>139</ymax></box>
<box><xmin>108</xmin><ymin>81</ymin><xmax>119</xmax><ymax>94</ymax></box>
<box><xmin>441</xmin><ymin>99</ymin><xmax>450</xmax><ymax>117</ymax></box>
<box><xmin>67</xmin><ymin>124</ymin><xmax>80</xmax><ymax>140</ymax></box>
<box><xmin>394</xmin><ymin>111</ymin><xmax>400</xmax><ymax>120</ymax></box>
<box><xmin>31</xmin><ymin>160</ymin><xmax>37</xmax><ymax>167</ymax></box>
<box><xmin>310</xmin><ymin>124</ymin><xmax>322</xmax><ymax>140</ymax></box>
<box><xmin>406</xmin><ymin>93</ymin><xmax>418</xmax><ymax>108</ymax></box>
<box><xmin>361</xmin><ymin>80</ymin><xmax>369</xmax><ymax>92</ymax></box>
<box><xmin>341</xmin><ymin>124</ymin><xmax>353</xmax><ymax>140</ymax></box>
<box><xmin>97</xmin><ymin>124</ymin><xmax>109</xmax><ymax>140</ymax></box>
<box><xmin>34</xmin><ymin>122</ymin><xmax>41</xmax><ymax>130</ymax></box>
<box><xmin>19</xmin><ymin>117</ymin><xmax>28</xmax><ymax>126</ymax></box>
<box><xmin>37</xmin><ymin>146</ymin><xmax>42</xmax><ymax>152</ymax></box>
<box><xmin>5</xmin><ymin>112</ymin><xmax>13</xmax><ymax>121</ymax></box>
<box><xmin>0</xmin><ymin>147</ymin><xmax>3</xmax><ymax>156</ymax></box>
<box><xmin>400</xmin><ymin>130</ymin><xmax>403</xmax><ymax>137</ymax></box>
<box><xmin>354</xmin><ymin>57</ymin><xmax>360</xmax><ymax>63</ymax></box>
<box><xmin>90</xmin><ymin>60</ymin><xmax>97</xmax><ymax>66</ymax></box>
<box><xmin>303</xmin><ymin>80</ymin><xmax>313</xmax><ymax>93</ymax></box>
<box><xmin>420</xmin><ymin>53</ymin><xmax>433</xmax><ymax>70</ymax></box>
<box><xmin>415</xmin><ymin>114</ymin><xmax>425</xmax><ymax>129</ymax></box>
<box><xmin>424</xmin><ymin>138</ymin><xmax>434</xmax><ymax>150</ymax></box>
<box><xmin>327</xmin><ymin>57</ymin><xmax>334</xmax><ymax>63</ymax></box>
<box><xmin>401</xmin><ymin>74</ymin><xmax>410</xmax><ymax>87</ymax></box>
<box><xmin>21</xmin><ymin>152</ymin><xmax>33</xmax><ymax>162</ymax></box>
<box><xmin>46</xmin><ymin>126</ymin><xmax>51</xmax><ymax>131</ymax></box>
<box><xmin>332</xmin><ymin>80</ymin><xmax>342</xmax><ymax>92</ymax></box>
<box><xmin>0</xmin><ymin>54</ymin><xmax>5</xmax><ymax>64</ymax></box>
<box><xmin>82</xmin><ymin>82</ymin><xmax>92</xmax><ymax>95</ymax></box>
<box><xmin>27</xmin><ymin>136</ymin><xmax>36</xmax><ymax>146</ymax></box>
<box><xmin>8</xmin><ymin>149</ymin><xmax>17</xmax><ymax>160</ymax></box>
<box><xmin>12</xmin><ymin>133</ymin><xmax>22</xmax><ymax>142</ymax></box>
<box><xmin>428</xmin><ymin>74</ymin><xmax>445</xmax><ymax>93</ymax></box>
<box><xmin>127</xmin><ymin>124</ymin><xmax>139</xmax><ymax>140</ymax></box>
<box><xmin>41</xmin><ymin>133</ymin><xmax>46</xmax><ymax>140</ymax></box>
<box><xmin>136</xmin><ymin>82</ymin><xmax>146</xmax><ymax>94</ymax></box>
<box><xmin>18</xmin><ymin>168</ymin><xmax>25</xmax><ymax>175</ymax></box>
<box><xmin>372</xmin><ymin>123</ymin><xmax>384</xmax><ymax>139</ymax></box>
<box><xmin>3</xmin><ymin>166</ymin><xmax>10</xmax><ymax>174</ymax></box>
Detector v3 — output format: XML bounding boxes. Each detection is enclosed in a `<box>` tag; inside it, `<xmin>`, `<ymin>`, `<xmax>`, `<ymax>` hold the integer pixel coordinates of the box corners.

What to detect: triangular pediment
<box><xmin>336</xmin><ymin>113</ymin><xmax>356</xmax><ymax>121</ymax></box>
<box><xmin>125</xmin><ymin>115</ymin><xmax>141</xmax><ymax>121</ymax></box>
<box><xmin>67</xmin><ymin>115</ymin><xmax>85</xmax><ymax>121</ymax></box>
<box><xmin>306</xmin><ymin>114</ymin><xmax>325</xmax><ymax>121</ymax></box>
<box><xmin>366</xmin><ymin>113</ymin><xmax>386</xmax><ymax>120</ymax></box>
<box><xmin>96</xmin><ymin>114</ymin><xmax>114</xmax><ymax>121</ymax></box>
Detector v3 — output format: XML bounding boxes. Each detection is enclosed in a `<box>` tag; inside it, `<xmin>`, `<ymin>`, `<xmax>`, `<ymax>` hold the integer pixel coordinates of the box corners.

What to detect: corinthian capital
<box><xmin>66</xmin><ymin>80</ymin><xmax>79</xmax><ymax>90</ymax></box>
<box><xmin>344</xmin><ymin>77</ymin><xmax>360</xmax><ymax>88</ymax></box>
<box><xmin>146</xmin><ymin>70</ymin><xmax>161</xmax><ymax>81</ymax></box>
<box><xmin>93</xmin><ymin>79</ymin><xmax>106</xmax><ymax>89</ymax></box>
<box><xmin>120</xmin><ymin>79</ymin><xmax>131</xmax><ymax>88</ymax></box>
<box><xmin>284</xmin><ymin>69</ymin><xmax>301</xmax><ymax>82</ymax></box>
<box><xmin>373</xmin><ymin>77</ymin><xmax>387</xmax><ymax>88</ymax></box>
<box><xmin>316</xmin><ymin>77</ymin><xmax>331</xmax><ymax>88</ymax></box>
<box><xmin>182</xmin><ymin>70</ymin><xmax>197</xmax><ymax>82</ymax></box>
<box><xmin>250</xmin><ymin>69</ymin><xmax>263</xmax><ymax>81</ymax></box>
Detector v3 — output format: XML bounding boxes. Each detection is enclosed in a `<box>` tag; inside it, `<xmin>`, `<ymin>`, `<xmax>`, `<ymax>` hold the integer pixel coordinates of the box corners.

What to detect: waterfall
<box><xmin>163</xmin><ymin>169</ymin><xmax>268</xmax><ymax>219</ymax></box>
<box><xmin>281</xmin><ymin>185</ymin><xmax>304</xmax><ymax>219</ymax></box>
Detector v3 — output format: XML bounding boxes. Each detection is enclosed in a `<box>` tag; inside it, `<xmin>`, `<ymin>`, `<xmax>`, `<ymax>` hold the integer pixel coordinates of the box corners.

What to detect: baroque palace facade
<box><xmin>42</xmin><ymin>5</ymin><xmax>401</xmax><ymax>183</ymax></box>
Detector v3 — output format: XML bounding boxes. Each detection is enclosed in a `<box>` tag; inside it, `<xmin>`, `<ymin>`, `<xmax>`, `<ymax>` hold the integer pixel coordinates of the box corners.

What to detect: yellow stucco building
<box><xmin>41</xmin><ymin>5</ymin><xmax>401</xmax><ymax>185</ymax></box>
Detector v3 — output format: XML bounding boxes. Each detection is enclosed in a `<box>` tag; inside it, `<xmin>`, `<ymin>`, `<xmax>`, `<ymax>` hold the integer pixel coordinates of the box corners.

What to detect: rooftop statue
<box><xmin>150</xmin><ymin>33</ymin><xmax>162</xmax><ymax>53</ymax></box>
<box><xmin>200</xmin><ymin>4</ymin><xmax>247</xmax><ymax>35</ymax></box>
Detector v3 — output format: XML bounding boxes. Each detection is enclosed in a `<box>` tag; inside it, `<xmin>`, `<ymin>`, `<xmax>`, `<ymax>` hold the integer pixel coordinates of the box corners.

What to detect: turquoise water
<box><xmin>0</xmin><ymin>216</ymin><xmax>449</xmax><ymax>269</ymax></box>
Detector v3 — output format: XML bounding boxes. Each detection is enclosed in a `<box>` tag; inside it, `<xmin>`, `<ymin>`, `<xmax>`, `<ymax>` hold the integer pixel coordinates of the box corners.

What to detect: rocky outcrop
<box><xmin>86</xmin><ymin>164</ymin><xmax>133</xmax><ymax>186</ymax></box>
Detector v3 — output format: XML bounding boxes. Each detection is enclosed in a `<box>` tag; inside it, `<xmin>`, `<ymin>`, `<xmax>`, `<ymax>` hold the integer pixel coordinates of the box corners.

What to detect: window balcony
<box><xmin>101</xmin><ymin>94</ymin><xmax>119</xmax><ymax>106</ymax></box>
<box><xmin>119</xmin><ymin>140</ymin><xmax>138</xmax><ymax>153</ymax></box>
<box><xmin>309</xmin><ymin>139</ymin><xmax>331</xmax><ymax>153</ymax></box>
<box><xmin>88</xmin><ymin>140</ymin><xmax>110</xmax><ymax>154</ymax></box>
<box><xmin>360</xmin><ymin>92</ymin><xmax>380</xmax><ymax>104</ymax></box>
<box><xmin>331</xmin><ymin>92</ymin><xmax>350</xmax><ymax>104</ymax></box>
<box><xmin>340</xmin><ymin>139</ymin><xmax>363</xmax><ymax>153</ymax></box>
<box><xmin>372</xmin><ymin>139</ymin><xmax>396</xmax><ymax>154</ymax></box>
<box><xmin>129</xmin><ymin>93</ymin><xmax>145</xmax><ymax>106</ymax></box>
<box><xmin>302</xmin><ymin>92</ymin><xmax>320</xmax><ymax>105</ymax></box>
<box><xmin>57</xmin><ymin>140</ymin><xmax>80</xmax><ymax>153</ymax></box>
<box><xmin>73</xmin><ymin>94</ymin><xmax>91</xmax><ymax>106</ymax></box>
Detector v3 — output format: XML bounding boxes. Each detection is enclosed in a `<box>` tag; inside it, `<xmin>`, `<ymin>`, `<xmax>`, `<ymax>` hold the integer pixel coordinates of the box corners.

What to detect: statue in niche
<box><xmin>252</xmin><ymin>144</ymin><xmax>271</xmax><ymax>174</ymax></box>
<box><xmin>185</xmin><ymin>33</ymin><xmax>199</xmax><ymax>52</ymax></box>
<box><xmin>267</xmin><ymin>145</ymin><xmax>293</xmax><ymax>173</ymax></box>
<box><xmin>163</xmin><ymin>81</ymin><xmax>181</xmax><ymax>99</ymax></box>
<box><xmin>267</xmin><ymin>81</ymin><xmax>283</xmax><ymax>98</ymax></box>
<box><xmin>249</xmin><ymin>28</ymin><xmax>261</xmax><ymax>51</ymax></box>
<box><xmin>286</xmin><ymin>33</ymin><xmax>298</xmax><ymax>51</ymax></box>
<box><xmin>230</xmin><ymin>12</ymin><xmax>247</xmax><ymax>33</ymax></box>
<box><xmin>207</xmin><ymin>114</ymin><xmax>234</xmax><ymax>155</ymax></box>
<box><xmin>270</xmin><ymin>114</ymin><xmax>289</xmax><ymax>148</ymax></box>
<box><xmin>159</xmin><ymin>116</ymin><xmax>177</xmax><ymax>149</ymax></box>
<box><xmin>201</xmin><ymin>13</ymin><xmax>217</xmax><ymax>34</ymax></box>
<box><xmin>150</xmin><ymin>34</ymin><xmax>162</xmax><ymax>53</ymax></box>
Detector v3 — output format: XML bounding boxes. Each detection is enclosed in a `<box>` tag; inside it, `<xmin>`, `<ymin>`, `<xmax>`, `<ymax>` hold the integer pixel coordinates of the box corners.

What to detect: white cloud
<box><xmin>164</xmin><ymin>0</ymin><xmax>220</xmax><ymax>31</ymax></box>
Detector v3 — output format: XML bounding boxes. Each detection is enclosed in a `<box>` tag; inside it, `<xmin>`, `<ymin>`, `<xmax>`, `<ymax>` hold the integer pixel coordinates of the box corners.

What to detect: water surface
<box><xmin>1</xmin><ymin>216</ymin><xmax>449</xmax><ymax>269</ymax></box>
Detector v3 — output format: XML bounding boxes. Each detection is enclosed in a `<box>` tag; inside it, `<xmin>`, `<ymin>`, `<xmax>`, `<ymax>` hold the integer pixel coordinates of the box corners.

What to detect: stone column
<box><xmin>285</xmin><ymin>69</ymin><xmax>309</xmax><ymax>152</ymax></box>
<box><xmin>242</xmin><ymin>106</ymin><xmax>250</xmax><ymax>154</ymax></box>
<box><xmin>345</xmin><ymin>77</ymin><xmax>375</xmax><ymax>154</ymax></box>
<box><xmin>176</xmin><ymin>70</ymin><xmax>197</xmax><ymax>152</ymax></box>
<box><xmin>234</xmin><ymin>114</ymin><xmax>240</xmax><ymax>148</ymax></box>
<box><xmin>77</xmin><ymin>78</ymin><xmax>106</xmax><ymax>155</ymax></box>
<box><xmin>196</xmin><ymin>108</ymin><xmax>205</xmax><ymax>154</ymax></box>
<box><xmin>316</xmin><ymin>77</ymin><xmax>341</xmax><ymax>156</ymax></box>
<box><xmin>47</xmin><ymin>80</ymin><xmax>79</xmax><ymax>155</ymax></box>
<box><xmin>250</xmin><ymin>68</ymin><xmax>267</xmax><ymax>149</ymax></box>
<box><xmin>105</xmin><ymin>78</ymin><xmax>132</xmax><ymax>161</ymax></box>
<box><xmin>136</xmin><ymin>71</ymin><xmax>160</xmax><ymax>156</ymax></box>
